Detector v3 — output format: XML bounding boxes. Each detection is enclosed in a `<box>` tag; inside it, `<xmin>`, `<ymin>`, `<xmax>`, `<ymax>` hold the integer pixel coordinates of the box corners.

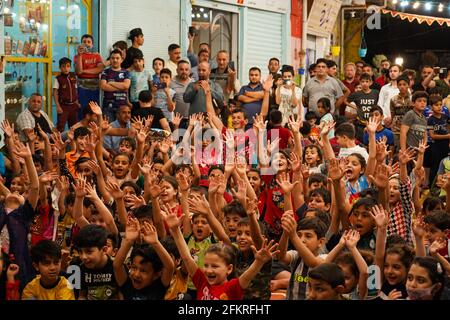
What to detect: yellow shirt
<box><xmin>164</xmin><ymin>267</ymin><xmax>188</xmax><ymax>300</ymax></box>
<box><xmin>22</xmin><ymin>276</ymin><xmax>75</xmax><ymax>300</ymax></box>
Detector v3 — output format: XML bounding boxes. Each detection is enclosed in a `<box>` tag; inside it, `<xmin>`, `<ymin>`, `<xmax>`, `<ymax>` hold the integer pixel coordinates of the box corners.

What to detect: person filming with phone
<box><xmin>210</xmin><ymin>50</ymin><xmax>241</xmax><ymax>107</ymax></box>
<box><xmin>275</xmin><ymin>65</ymin><xmax>304</xmax><ymax>126</ymax></box>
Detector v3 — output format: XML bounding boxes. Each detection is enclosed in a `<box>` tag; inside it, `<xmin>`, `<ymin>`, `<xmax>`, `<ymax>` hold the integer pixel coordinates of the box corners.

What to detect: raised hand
<box><xmin>144</xmin><ymin>115</ymin><xmax>154</xmax><ymax>130</ymax></box>
<box><xmin>368</xmin><ymin>163</ymin><xmax>389</xmax><ymax>189</ymax></box>
<box><xmin>366</xmin><ymin>116</ymin><xmax>380</xmax><ymax>134</ymax></box>
<box><xmin>387</xmin><ymin>289</ymin><xmax>402</xmax><ymax>300</ymax></box>
<box><xmin>161</xmin><ymin>205</ymin><xmax>183</xmax><ymax>230</ymax></box>
<box><xmin>88</xmin><ymin>101</ymin><xmax>103</xmax><ymax>115</ymax></box>
<box><xmin>73</xmin><ymin>177</ymin><xmax>87</xmax><ymax>198</ymax></box>
<box><xmin>231</xmin><ymin>178</ymin><xmax>247</xmax><ymax>206</ymax></box>
<box><xmin>84</xmin><ymin>133</ymin><xmax>98</xmax><ymax>154</ymax></box>
<box><xmin>281</xmin><ymin>210</ymin><xmax>297</xmax><ymax>236</ymax></box>
<box><xmin>56</xmin><ymin>176</ymin><xmax>69</xmax><ymax>193</ymax></box>
<box><xmin>253</xmin><ymin>114</ymin><xmax>267</xmax><ymax>132</ymax></box>
<box><xmin>276</xmin><ymin>171</ymin><xmax>299</xmax><ymax>195</ymax></box>
<box><xmin>416</xmin><ymin>137</ymin><xmax>428</xmax><ymax>155</ymax></box>
<box><xmin>158</xmin><ymin>138</ymin><xmax>172</xmax><ymax>154</ymax></box>
<box><xmin>39</xmin><ymin>171</ymin><xmax>59</xmax><ymax>184</ymax></box>
<box><xmin>12</xmin><ymin>141</ymin><xmax>32</xmax><ymax>159</ymax></box>
<box><xmin>106</xmin><ymin>180</ymin><xmax>124</xmax><ymax>199</ymax></box>
<box><xmin>252</xmin><ymin>239</ymin><xmax>280</xmax><ymax>264</ymax></box>
<box><xmin>1</xmin><ymin>119</ymin><xmax>15</xmax><ymax>138</ymax></box>
<box><xmin>6</xmin><ymin>264</ymin><xmax>20</xmax><ymax>281</ymax></box>
<box><xmin>172</xmin><ymin>113</ymin><xmax>182</xmax><ymax>128</ymax></box>
<box><xmin>328</xmin><ymin>158</ymin><xmax>345</xmax><ymax>181</ymax></box>
<box><xmin>86</xmin><ymin>160</ymin><xmax>101</xmax><ymax>176</ymax></box>
<box><xmin>398</xmin><ymin>148</ymin><xmax>416</xmax><ymax>165</ymax></box>
<box><xmin>127</xmin><ymin>194</ymin><xmax>146</xmax><ymax>210</ymax></box>
<box><xmin>288</xmin><ymin>115</ymin><xmax>302</xmax><ymax>134</ymax></box>
<box><xmin>344</xmin><ymin>229</ymin><xmax>360</xmax><ymax>249</ymax></box>
<box><xmin>149</xmin><ymin>182</ymin><xmax>162</xmax><ymax>199</ymax></box>
<box><xmin>136</xmin><ymin>126</ymin><xmax>149</xmax><ymax>144</ymax></box>
<box><xmin>176</xmin><ymin>171</ymin><xmax>190</xmax><ymax>193</ymax></box>
<box><xmin>131</xmin><ymin>116</ymin><xmax>144</xmax><ymax>131</ymax></box>
<box><xmin>188</xmin><ymin>193</ymin><xmax>210</xmax><ymax>215</ymax></box>
<box><xmin>141</xmin><ymin>221</ymin><xmax>159</xmax><ymax>245</ymax></box>
<box><xmin>100</xmin><ymin>117</ymin><xmax>111</xmax><ymax>132</ymax></box>
<box><xmin>125</xmin><ymin>216</ymin><xmax>141</xmax><ymax>242</ymax></box>
<box><xmin>412</xmin><ymin>216</ymin><xmax>427</xmax><ymax>238</ymax></box>
<box><xmin>263</xmin><ymin>74</ymin><xmax>274</xmax><ymax>92</ymax></box>
<box><xmin>370</xmin><ymin>205</ymin><xmax>389</xmax><ymax>229</ymax></box>
<box><xmin>288</xmin><ymin>151</ymin><xmax>302</xmax><ymax>173</ymax></box>
<box><xmin>320</xmin><ymin>121</ymin><xmax>336</xmax><ymax>137</ymax></box>
<box><xmin>51</xmin><ymin>131</ymin><xmax>66</xmax><ymax>151</ymax></box>
<box><xmin>429</xmin><ymin>237</ymin><xmax>447</xmax><ymax>256</ymax></box>
<box><xmin>375</xmin><ymin>138</ymin><xmax>389</xmax><ymax>163</ymax></box>
<box><xmin>84</xmin><ymin>182</ymin><xmax>99</xmax><ymax>200</ymax></box>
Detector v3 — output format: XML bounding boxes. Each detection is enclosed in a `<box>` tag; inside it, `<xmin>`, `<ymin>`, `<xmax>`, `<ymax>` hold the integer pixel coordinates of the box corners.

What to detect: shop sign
<box><xmin>214</xmin><ymin>0</ymin><xmax>290</xmax><ymax>14</ymax></box>
<box><xmin>307</xmin><ymin>0</ymin><xmax>342</xmax><ymax>37</ymax></box>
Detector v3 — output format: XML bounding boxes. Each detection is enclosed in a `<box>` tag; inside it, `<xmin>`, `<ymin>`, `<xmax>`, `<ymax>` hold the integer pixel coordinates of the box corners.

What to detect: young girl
<box><xmin>247</xmin><ymin>169</ymin><xmax>263</xmax><ymax>198</ymax></box>
<box><xmin>406</xmin><ymin>256</ymin><xmax>446</xmax><ymax>300</ymax></box>
<box><xmin>113</xmin><ymin>216</ymin><xmax>174</xmax><ymax>300</ymax></box>
<box><xmin>151</xmin><ymin>57</ymin><xmax>164</xmax><ymax>86</ymax></box>
<box><xmin>129</xmin><ymin>56</ymin><xmax>151</xmax><ymax>107</ymax></box>
<box><xmin>164</xmin><ymin>209</ymin><xmax>278</xmax><ymax>300</ymax></box>
<box><xmin>303</xmin><ymin>145</ymin><xmax>326</xmax><ymax>174</ymax></box>
<box><xmin>317</xmin><ymin>97</ymin><xmax>334</xmax><ymax>140</ymax></box>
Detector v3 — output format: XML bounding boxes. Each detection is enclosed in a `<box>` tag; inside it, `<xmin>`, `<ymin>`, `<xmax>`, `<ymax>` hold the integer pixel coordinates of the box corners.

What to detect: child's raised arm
<box><xmin>329</xmin><ymin>158</ymin><xmax>351</xmax><ymax>229</ymax></box>
<box><xmin>246</xmin><ymin>200</ymin><xmax>264</xmax><ymax>250</ymax></box>
<box><xmin>105</xmin><ymin>180</ymin><xmax>127</xmax><ymax>227</ymax></box>
<box><xmin>163</xmin><ymin>209</ymin><xmax>198</xmax><ymax>277</ymax></box>
<box><xmin>239</xmin><ymin>239</ymin><xmax>279</xmax><ymax>289</ymax></box>
<box><xmin>141</xmin><ymin>221</ymin><xmax>175</xmax><ymax>287</ymax></box>
<box><xmin>176</xmin><ymin>171</ymin><xmax>192</xmax><ymax>237</ymax></box>
<box><xmin>13</xmin><ymin>142</ymin><xmax>39</xmax><ymax>209</ymax></box>
<box><xmin>325</xmin><ymin>231</ymin><xmax>347</xmax><ymax>263</ymax></box>
<box><xmin>365</xmin><ymin>117</ymin><xmax>379</xmax><ymax>178</ymax></box>
<box><xmin>85</xmin><ymin>182</ymin><xmax>119</xmax><ymax>236</ymax></box>
<box><xmin>429</xmin><ymin>238</ymin><xmax>450</xmax><ymax>275</ymax></box>
<box><xmin>113</xmin><ymin>216</ymin><xmax>141</xmax><ymax>287</ymax></box>
<box><xmin>345</xmin><ymin>230</ymin><xmax>369</xmax><ymax>299</ymax></box>
<box><xmin>372</xmin><ymin>205</ymin><xmax>388</xmax><ymax>283</ymax></box>
<box><xmin>72</xmin><ymin>178</ymin><xmax>90</xmax><ymax>228</ymax></box>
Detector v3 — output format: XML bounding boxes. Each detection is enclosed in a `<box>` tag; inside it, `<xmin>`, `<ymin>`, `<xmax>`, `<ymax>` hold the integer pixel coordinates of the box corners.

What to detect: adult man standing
<box><xmin>362</xmin><ymin>64</ymin><xmax>382</xmax><ymax>91</ymax></box>
<box><xmin>303</xmin><ymin>58</ymin><xmax>344</xmax><ymax>114</ymax></box>
<box><xmin>210</xmin><ymin>50</ymin><xmax>241</xmax><ymax>106</ymax></box>
<box><xmin>191</xmin><ymin>49</ymin><xmax>210</xmax><ymax>82</ymax></box>
<box><xmin>16</xmin><ymin>93</ymin><xmax>54</xmax><ymax>142</ymax></box>
<box><xmin>378</xmin><ymin>64</ymin><xmax>402</xmax><ymax>125</ymax></box>
<box><xmin>166</xmin><ymin>44</ymin><xmax>185</xmax><ymax>79</ymax></box>
<box><xmin>268</xmin><ymin>58</ymin><xmax>281</xmax><ymax>76</ymax></box>
<box><xmin>342</xmin><ymin>63</ymin><xmax>359</xmax><ymax>94</ymax></box>
<box><xmin>238</xmin><ymin>67</ymin><xmax>264</xmax><ymax>129</ymax></box>
<box><xmin>413</xmin><ymin>65</ymin><xmax>435</xmax><ymax>93</ymax></box>
<box><xmin>171</xmin><ymin>60</ymin><xmax>194</xmax><ymax>129</ymax></box>
<box><xmin>99</xmin><ymin>49</ymin><xmax>131</xmax><ymax>121</ymax></box>
<box><xmin>184</xmin><ymin>62</ymin><xmax>224</xmax><ymax>115</ymax></box>
<box><xmin>326</xmin><ymin>60</ymin><xmax>350</xmax><ymax>114</ymax></box>
<box><xmin>122</xmin><ymin>28</ymin><xmax>144</xmax><ymax>70</ymax></box>
<box><xmin>74</xmin><ymin>34</ymin><xmax>105</xmax><ymax>119</ymax></box>
<box><xmin>375</xmin><ymin>59</ymin><xmax>391</xmax><ymax>87</ymax></box>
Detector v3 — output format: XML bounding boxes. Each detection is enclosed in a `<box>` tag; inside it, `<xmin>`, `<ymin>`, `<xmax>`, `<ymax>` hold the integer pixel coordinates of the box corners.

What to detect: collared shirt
<box><xmin>166</xmin><ymin>59</ymin><xmax>191</xmax><ymax>79</ymax></box>
<box><xmin>210</xmin><ymin>68</ymin><xmax>241</xmax><ymax>102</ymax></box>
<box><xmin>16</xmin><ymin>108</ymin><xmax>54</xmax><ymax>142</ymax></box>
<box><xmin>303</xmin><ymin>75</ymin><xmax>343</xmax><ymax>114</ymax></box>
<box><xmin>170</xmin><ymin>76</ymin><xmax>194</xmax><ymax>118</ymax></box>
<box><xmin>183</xmin><ymin>80</ymin><xmax>224</xmax><ymax>115</ymax></box>
<box><xmin>103</xmin><ymin>120</ymin><xmax>130</xmax><ymax>152</ymax></box>
<box><xmin>238</xmin><ymin>82</ymin><xmax>264</xmax><ymax>123</ymax></box>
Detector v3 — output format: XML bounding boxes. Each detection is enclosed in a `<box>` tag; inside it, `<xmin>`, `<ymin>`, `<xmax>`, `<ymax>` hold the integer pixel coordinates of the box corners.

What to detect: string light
<box><xmin>413</xmin><ymin>1</ymin><xmax>420</xmax><ymax>9</ymax></box>
<box><xmin>400</xmin><ymin>1</ymin><xmax>409</xmax><ymax>7</ymax></box>
<box><xmin>424</xmin><ymin>2</ymin><xmax>432</xmax><ymax>10</ymax></box>
<box><xmin>438</xmin><ymin>3</ymin><xmax>443</xmax><ymax>12</ymax></box>
<box><xmin>392</xmin><ymin>0</ymin><xmax>398</xmax><ymax>4</ymax></box>
<box><xmin>394</xmin><ymin>0</ymin><xmax>450</xmax><ymax>13</ymax></box>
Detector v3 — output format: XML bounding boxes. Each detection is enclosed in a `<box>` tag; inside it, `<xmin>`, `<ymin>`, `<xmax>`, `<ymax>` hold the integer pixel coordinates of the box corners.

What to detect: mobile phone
<box><xmin>155</xmin><ymin>82</ymin><xmax>166</xmax><ymax>89</ymax></box>
<box><xmin>228</xmin><ymin>61</ymin><xmax>235</xmax><ymax>71</ymax></box>
<box><xmin>189</xmin><ymin>26</ymin><xmax>196</xmax><ymax>37</ymax></box>
<box><xmin>439</xmin><ymin>68</ymin><xmax>447</xmax><ymax>80</ymax></box>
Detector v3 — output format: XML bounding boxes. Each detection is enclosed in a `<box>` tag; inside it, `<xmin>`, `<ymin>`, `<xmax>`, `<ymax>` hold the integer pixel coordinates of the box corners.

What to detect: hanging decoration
<box><xmin>359</xmin><ymin>12</ymin><xmax>367</xmax><ymax>58</ymax></box>
<box><xmin>380</xmin><ymin>8</ymin><xmax>450</xmax><ymax>26</ymax></box>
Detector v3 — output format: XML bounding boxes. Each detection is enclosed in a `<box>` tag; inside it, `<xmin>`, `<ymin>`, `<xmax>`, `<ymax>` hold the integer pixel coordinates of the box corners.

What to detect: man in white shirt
<box><xmin>166</xmin><ymin>44</ymin><xmax>190</xmax><ymax>79</ymax></box>
<box><xmin>378</xmin><ymin>64</ymin><xmax>402</xmax><ymax>126</ymax></box>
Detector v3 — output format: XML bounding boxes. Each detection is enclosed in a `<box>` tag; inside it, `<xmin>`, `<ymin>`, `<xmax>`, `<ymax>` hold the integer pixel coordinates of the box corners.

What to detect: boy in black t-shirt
<box><xmin>74</xmin><ymin>225</ymin><xmax>119</xmax><ymax>300</ymax></box>
<box><xmin>348</xmin><ymin>73</ymin><xmax>379</xmax><ymax>143</ymax></box>
<box><xmin>132</xmin><ymin>90</ymin><xmax>171</xmax><ymax>132</ymax></box>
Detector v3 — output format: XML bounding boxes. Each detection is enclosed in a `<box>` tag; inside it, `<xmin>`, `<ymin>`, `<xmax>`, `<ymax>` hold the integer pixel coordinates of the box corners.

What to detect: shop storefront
<box><xmin>1</xmin><ymin>0</ymin><xmax>96</xmax><ymax>124</ymax></box>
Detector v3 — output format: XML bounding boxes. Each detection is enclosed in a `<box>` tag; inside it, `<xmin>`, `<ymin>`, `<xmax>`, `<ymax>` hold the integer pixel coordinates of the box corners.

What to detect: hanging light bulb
<box><xmin>196</xmin><ymin>13</ymin><xmax>201</xmax><ymax>18</ymax></box>
<box><xmin>395</xmin><ymin>57</ymin><xmax>404</xmax><ymax>66</ymax></box>
<box><xmin>191</xmin><ymin>13</ymin><xmax>195</xmax><ymax>18</ymax></box>
<box><xmin>438</xmin><ymin>3</ymin><xmax>444</xmax><ymax>12</ymax></box>
<box><xmin>412</xmin><ymin>1</ymin><xmax>420</xmax><ymax>9</ymax></box>
<box><xmin>392</xmin><ymin>0</ymin><xmax>398</xmax><ymax>4</ymax></box>
<box><xmin>424</xmin><ymin>2</ymin><xmax>432</xmax><ymax>10</ymax></box>
<box><xmin>400</xmin><ymin>0</ymin><xmax>409</xmax><ymax>7</ymax></box>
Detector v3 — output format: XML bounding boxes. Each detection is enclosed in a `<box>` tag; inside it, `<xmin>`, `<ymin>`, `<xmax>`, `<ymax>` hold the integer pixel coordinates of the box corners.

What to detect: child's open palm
<box><xmin>106</xmin><ymin>180</ymin><xmax>124</xmax><ymax>199</ymax></box>
<box><xmin>73</xmin><ymin>177</ymin><xmax>87</xmax><ymax>198</ymax></box>
<box><xmin>370</xmin><ymin>205</ymin><xmax>389</xmax><ymax>228</ymax></box>
<box><xmin>328</xmin><ymin>158</ymin><xmax>344</xmax><ymax>181</ymax></box>
<box><xmin>276</xmin><ymin>172</ymin><xmax>299</xmax><ymax>194</ymax></box>
<box><xmin>281</xmin><ymin>210</ymin><xmax>297</xmax><ymax>236</ymax></box>
<box><xmin>412</xmin><ymin>216</ymin><xmax>427</xmax><ymax>238</ymax></box>
<box><xmin>252</xmin><ymin>239</ymin><xmax>279</xmax><ymax>264</ymax></box>
<box><xmin>429</xmin><ymin>237</ymin><xmax>446</xmax><ymax>256</ymax></box>
<box><xmin>125</xmin><ymin>216</ymin><xmax>141</xmax><ymax>242</ymax></box>
<box><xmin>13</xmin><ymin>141</ymin><xmax>31</xmax><ymax>159</ymax></box>
<box><xmin>345</xmin><ymin>230</ymin><xmax>360</xmax><ymax>249</ymax></box>
<box><xmin>161</xmin><ymin>205</ymin><xmax>183</xmax><ymax>231</ymax></box>
<box><xmin>188</xmin><ymin>194</ymin><xmax>210</xmax><ymax>215</ymax></box>
<box><xmin>141</xmin><ymin>221</ymin><xmax>158</xmax><ymax>245</ymax></box>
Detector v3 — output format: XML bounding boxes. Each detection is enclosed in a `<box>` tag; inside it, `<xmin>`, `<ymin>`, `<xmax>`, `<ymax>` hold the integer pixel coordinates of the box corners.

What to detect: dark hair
<box><xmin>385</xmin><ymin>244</ymin><xmax>415</xmax><ymax>270</ymax></box>
<box><xmin>107</xmin><ymin>233</ymin><xmax>119</xmax><ymax>249</ymax></box>
<box><xmin>152</xmin><ymin>57</ymin><xmax>165</xmax><ymax>67</ymax></box>
<box><xmin>300</xmin><ymin>120</ymin><xmax>311</xmax><ymax>136</ymax></box>
<box><xmin>205</xmin><ymin>243</ymin><xmax>237</xmax><ymax>279</ymax></box>
<box><xmin>177</xmin><ymin>59</ymin><xmax>190</xmax><ymax>66</ymax></box>
<box><xmin>304</xmin><ymin>208</ymin><xmax>331</xmax><ymax>230</ymax></box>
<box><xmin>412</xmin><ymin>91</ymin><xmax>429</xmax><ymax>103</ymax></box>
<box><xmin>308</xmin><ymin>63</ymin><xmax>317</xmax><ymax>72</ymax></box>
<box><xmin>231</xmin><ymin>108</ymin><xmax>248</xmax><ymax>119</ymax></box>
<box><xmin>133</xmin><ymin>51</ymin><xmax>144</xmax><ymax>61</ymax></box>
<box><xmin>65</xmin><ymin>193</ymin><xmax>76</xmax><ymax>207</ymax></box>
<box><xmin>120</xmin><ymin>181</ymin><xmax>142</xmax><ymax>196</ymax></box>
<box><xmin>249</xmin><ymin>67</ymin><xmax>261</xmax><ymax>74</ymax></box>
<box><xmin>161</xmin><ymin>236</ymin><xmax>180</xmax><ymax>260</ymax></box>
<box><xmin>348</xmin><ymin>153</ymin><xmax>367</xmax><ymax>170</ymax></box>
<box><xmin>81</xmin><ymin>34</ymin><xmax>94</xmax><ymax>41</ymax></box>
<box><xmin>350</xmin><ymin>197</ymin><xmax>377</xmax><ymax>216</ymax></box>
<box><xmin>317</xmin><ymin>97</ymin><xmax>332</xmax><ymax>113</ymax></box>
<box><xmin>160</xmin><ymin>68</ymin><xmax>172</xmax><ymax>78</ymax></box>
<box><xmin>297</xmin><ymin>217</ymin><xmax>328</xmax><ymax>238</ymax></box>
<box><xmin>411</xmin><ymin>257</ymin><xmax>446</xmax><ymax>299</ymax></box>
<box><xmin>74</xmin><ymin>127</ymin><xmax>90</xmax><ymax>140</ymax></box>
<box><xmin>359</xmin><ymin>73</ymin><xmax>372</xmax><ymax>82</ymax></box>
<box><xmin>269</xmin><ymin>57</ymin><xmax>280</xmax><ymax>64</ymax></box>
<box><xmin>369</xmin><ymin>105</ymin><xmax>384</xmax><ymax>116</ymax></box>
<box><xmin>112</xmin><ymin>152</ymin><xmax>131</xmax><ymax>163</ymax></box>
<box><xmin>119</xmin><ymin>136</ymin><xmax>136</xmax><ymax>151</ymax></box>
<box><xmin>31</xmin><ymin>240</ymin><xmax>61</xmax><ymax>264</ymax></box>
<box><xmin>168</xmin><ymin>44</ymin><xmax>180</xmax><ymax>52</ymax></box>
<box><xmin>309</xmin><ymin>188</ymin><xmax>331</xmax><ymax>206</ymax></box>
<box><xmin>308</xmin><ymin>173</ymin><xmax>328</xmax><ymax>187</ymax></box>
<box><xmin>222</xmin><ymin>201</ymin><xmax>247</xmax><ymax>218</ymax></box>
<box><xmin>174</xmin><ymin>164</ymin><xmax>194</xmax><ymax>177</ymax></box>
<box><xmin>389</xmin><ymin>64</ymin><xmax>403</xmax><ymax>72</ymax></box>
<box><xmin>335</xmin><ymin>252</ymin><xmax>358</xmax><ymax>278</ymax></box>
<box><xmin>138</xmin><ymin>90</ymin><xmax>153</xmax><ymax>103</ymax></box>
<box><xmin>429</xmin><ymin>94</ymin><xmax>443</xmax><ymax>106</ymax></box>
<box><xmin>237</xmin><ymin>217</ymin><xmax>267</xmax><ymax>236</ymax></box>
<box><xmin>74</xmin><ymin>157</ymin><xmax>91</xmax><ymax>173</ymax></box>
<box><xmin>198</xmin><ymin>49</ymin><xmax>209</xmax><ymax>57</ymax></box>
<box><xmin>32</xmin><ymin>154</ymin><xmax>44</xmax><ymax>167</ymax></box>
<box><xmin>133</xmin><ymin>204</ymin><xmax>153</xmax><ymax>220</ymax></box>
<box><xmin>424</xmin><ymin>210</ymin><xmax>450</xmax><ymax>231</ymax></box>
<box><xmin>74</xmin><ymin>224</ymin><xmax>108</xmax><ymax>249</ymax></box>
<box><xmin>59</xmin><ymin>57</ymin><xmax>72</xmax><ymax>68</ymax></box>
<box><xmin>305</xmin><ymin>111</ymin><xmax>318</xmax><ymax>122</ymax></box>
<box><xmin>386</xmin><ymin>234</ymin><xmax>408</xmax><ymax>249</ymax></box>
<box><xmin>113</xmin><ymin>40</ymin><xmax>128</xmax><ymax>51</ymax></box>
<box><xmin>208</xmin><ymin>165</ymin><xmax>225</xmax><ymax>176</ymax></box>
<box><xmin>359</xmin><ymin>187</ymin><xmax>379</xmax><ymax>199</ymax></box>
<box><xmin>281</xmin><ymin>65</ymin><xmax>294</xmax><ymax>76</ymax></box>
<box><xmin>423</xmin><ymin>197</ymin><xmax>444</xmax><ymax>214</ymax></box>
<box><xmin>308</xmin><ymin>263</ymin><xmax>345</xmax><ymax>288</ymax></box>
<box><xmin>269</xmin><ymin>109</ymin><xmax>282</xmax><ymax>125</ymax></box>
<box><xmin>30</xmin><ymin>92</ymin><xmax>43</xmax><ymax>99</ymax></box>
<box><xmin>110</xmin><ymin>49</ymin><xmax>123</xmax><ymax>58</ymax></box>
<box><xmin>130</xmin><ymin>244</ymin><xmax>163</xmax><ymax>273</ymax></box>
<box><xmin>325</xmin><ymin>60</ymin><xmax>337</xmax><ymax>69</ymax></box>
<box><xmin>161</xmin><ymin>176</ymin><xmax>178</xmax><ymax>195</ymax></box>
<box><xmin>335</xmin><ymin>123</ymin><xmax>356</xmax><ymax>139</ymax></box>
<box><xmin>396</xmin><ymin>75</ymin><xmax>410</xmax><ymax>85</ymax></box>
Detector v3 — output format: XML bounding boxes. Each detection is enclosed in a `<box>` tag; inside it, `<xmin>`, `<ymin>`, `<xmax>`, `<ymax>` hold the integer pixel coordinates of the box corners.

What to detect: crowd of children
<box><xmin>1</xmin><ymin>44</ymin><xmax>450</xmax><ymax>301</ymax></box>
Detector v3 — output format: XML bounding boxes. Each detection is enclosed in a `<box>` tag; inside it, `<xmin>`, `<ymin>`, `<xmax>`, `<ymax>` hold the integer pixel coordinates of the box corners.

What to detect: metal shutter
<box><xmin>243</xmin><ymin>8</ymin><xmax>283</xmax><ymax>84</ymax></box>
<box><xmin>110</xmin><ymin>0</ymin><xmax>180</xmax><ymax>66</ymax></box>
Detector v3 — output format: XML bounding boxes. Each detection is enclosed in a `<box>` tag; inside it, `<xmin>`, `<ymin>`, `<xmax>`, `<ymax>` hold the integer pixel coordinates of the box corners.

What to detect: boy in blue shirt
<box><xmin>363</xmin><ymin>105</ymin><xmax>394</xmax><ymax>153</ymax></box>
